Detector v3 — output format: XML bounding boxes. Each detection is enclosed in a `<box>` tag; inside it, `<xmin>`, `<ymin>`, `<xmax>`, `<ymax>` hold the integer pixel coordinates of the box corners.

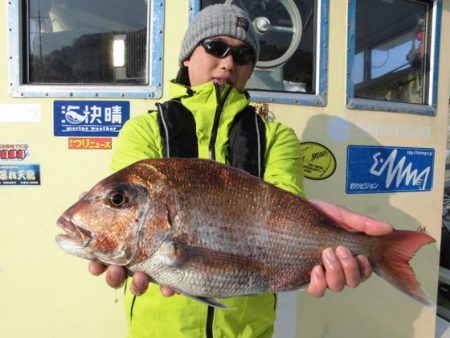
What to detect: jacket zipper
<box><xmin>206</xmin><ymin>305</ymin><xmax>215</xmax><ymax>338</ymax></box>
<box><xmin>206</xmin><ymin>84</ymin><xmax>231</xmax><ymax>337</ymax></box>
<box><xmin>208</xmin><ymin>84</ymin><xmax>231</xmax><ymax>160</ymax></box>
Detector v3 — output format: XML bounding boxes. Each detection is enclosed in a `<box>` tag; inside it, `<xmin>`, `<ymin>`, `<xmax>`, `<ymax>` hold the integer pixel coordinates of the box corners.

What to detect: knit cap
<box><xmin>178</xmin><ymin>2</ymin><xmax>259</xmax><ymax>64</ymax></box>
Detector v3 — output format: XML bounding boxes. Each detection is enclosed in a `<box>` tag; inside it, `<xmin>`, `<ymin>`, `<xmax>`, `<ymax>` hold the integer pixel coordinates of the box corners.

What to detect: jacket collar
<box><xmin>169</xmin><ymin>80</ymin><xmax>251</xmax><ymax>119</ymax></box>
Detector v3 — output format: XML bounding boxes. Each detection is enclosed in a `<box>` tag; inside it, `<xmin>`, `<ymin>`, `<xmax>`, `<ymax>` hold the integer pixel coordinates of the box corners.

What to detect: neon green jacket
<box><xmin>111</xmin><ymin>81</ymin><xmax>304</xmax><ymax>338</ymax></box>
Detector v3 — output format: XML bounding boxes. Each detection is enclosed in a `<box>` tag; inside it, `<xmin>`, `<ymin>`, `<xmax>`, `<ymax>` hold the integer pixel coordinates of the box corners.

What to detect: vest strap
<box><xmin>156</xmin><ymin>100</ymin><xmax>198</xmax><ymax>158</ymax></box>
<box><xmin>154</xmin><ymin>101</ymin><xmax>265</xmax><ymax>177</ymax></box>
<box><xmin>229</xmin><ymin>105</ymin><xmax>266</xmax><ymax>178</ymax></box>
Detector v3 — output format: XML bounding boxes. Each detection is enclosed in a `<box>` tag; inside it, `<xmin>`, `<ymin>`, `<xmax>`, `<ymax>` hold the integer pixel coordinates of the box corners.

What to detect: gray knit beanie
<box><xmin>178</xmin><ymin>3</ymin><xmax>259</xmax><ymax>65</ymax></box>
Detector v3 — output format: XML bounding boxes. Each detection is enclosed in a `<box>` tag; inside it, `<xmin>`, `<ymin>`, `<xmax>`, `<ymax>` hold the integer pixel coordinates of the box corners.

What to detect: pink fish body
<box><xmin>56</xmin><ymin>158</ymin><xmax>434</xmax><ymax>307</ymax></box>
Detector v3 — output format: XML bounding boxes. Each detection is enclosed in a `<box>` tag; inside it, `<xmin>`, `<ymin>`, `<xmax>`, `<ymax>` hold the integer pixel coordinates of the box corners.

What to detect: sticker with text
<box><xmin>68</xmin><ymin>138</ymin><xmax>112</xmax><ymax>150</ymax></box>
<box><xmin>300</xmin><ymin>142</ymin><xmax>336</xmax><ymax>180</ymax></box>
<box><xmin>346</xmin><ymin>145</ymin><xmax>433</xmax><ymax>194</ymax></box>
<box><xmin>0</xmin><ymin>164</ymin><xmax>41</xmax><ymax>186</ymax></box>
<box><xmin>0</xmin><ymin>144</ymin><xmax>30</xmax><ymax>160</ymax></box>
<box><xmin>54</xmin><ymin>101</ymin><xmax>129</xmax><ymax>137</ymax></box>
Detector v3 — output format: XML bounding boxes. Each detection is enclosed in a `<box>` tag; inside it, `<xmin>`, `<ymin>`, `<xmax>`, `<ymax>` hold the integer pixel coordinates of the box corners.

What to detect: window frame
<box><xmin>7</xmin><ymin>0</ymin><xmax>164</xmax><ymax>99</ymax></box>
<box><xmin>346</xmin><ymin>0</ymin><xmax>442</xmax><ymax>115</ymax></box>
<box><xmin>191</xmin><ymin>0</ymin><xmax>329</xmax><ymax>106</ymax></box>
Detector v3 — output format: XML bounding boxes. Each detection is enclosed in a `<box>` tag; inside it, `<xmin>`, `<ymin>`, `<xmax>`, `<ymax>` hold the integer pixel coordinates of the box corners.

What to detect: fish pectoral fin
<box><xmin>161</xmin><ymin>239</ymin><xmax>264</xmax><ymax>272</ymax></box>
<box><xmin>183</xmin><ymin>294</ymin><xmax>232</xmax><ymax>309</ymax></box>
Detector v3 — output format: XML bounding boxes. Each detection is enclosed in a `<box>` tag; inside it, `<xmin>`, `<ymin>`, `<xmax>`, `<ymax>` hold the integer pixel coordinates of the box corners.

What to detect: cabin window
<box><xmin>195</xmin><ymin>0</ymin><xmax>329</xmax><ymax>106</ymax></box>
<box><xmin>347</xmin><ymin>0</ymin><xmax>441</xmax><ymax>114</ymax></box>
<box><xmin>8</xmin><ymin>0</ymin><xmax>164</xmax><ymax>98</ymax></box>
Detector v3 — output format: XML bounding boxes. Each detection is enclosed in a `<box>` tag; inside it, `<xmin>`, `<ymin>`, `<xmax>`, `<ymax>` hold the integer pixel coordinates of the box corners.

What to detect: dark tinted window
<box><xmin>24</xmin><ymin>0</ymin><xmax>148</xmax><ymax>84</ymax></box>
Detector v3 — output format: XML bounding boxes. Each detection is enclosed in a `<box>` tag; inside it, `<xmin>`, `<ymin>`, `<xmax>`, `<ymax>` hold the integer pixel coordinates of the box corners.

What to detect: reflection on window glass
<box><xmin>201</xmin><ymin>0</ymin><xmax>316</xmax><ymax>94</ymax></box>
<box><xmin>24</xmin><ymin>0</ymin><xmax>148</xmax><ymax>84</ymax></box>
<box><xmin>353</xmin><ymin>0</ymin><xmax>431</xmax><ymax>104</ymax></box>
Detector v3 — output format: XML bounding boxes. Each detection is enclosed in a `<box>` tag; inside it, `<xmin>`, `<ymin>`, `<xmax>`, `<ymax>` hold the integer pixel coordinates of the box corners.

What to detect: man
<box><xmin>89</xmin><ymin>3</ymin><xmax>393</xmax><ymax>337</ymax></box>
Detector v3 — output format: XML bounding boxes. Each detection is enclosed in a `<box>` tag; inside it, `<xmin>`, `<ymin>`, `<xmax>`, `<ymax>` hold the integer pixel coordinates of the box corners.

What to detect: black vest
<box><xmin>154</xmin><ymin>100</ymin><xmax>266</xmax><ymax>178</ymax></box>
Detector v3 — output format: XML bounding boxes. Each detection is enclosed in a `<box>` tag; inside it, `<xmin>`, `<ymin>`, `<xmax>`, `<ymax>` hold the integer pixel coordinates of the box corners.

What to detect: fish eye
<box><xmin>108</xmin><ymin>191</ymin><xmax>128</xmax><ymax>207</ymax></box>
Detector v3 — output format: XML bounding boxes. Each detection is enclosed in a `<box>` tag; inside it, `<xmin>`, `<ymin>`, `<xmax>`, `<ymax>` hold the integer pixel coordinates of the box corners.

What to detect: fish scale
<box><xmin>56</xmin><ymin>157</ymin><xmax>435</xmax><ymax>308</ymax></box>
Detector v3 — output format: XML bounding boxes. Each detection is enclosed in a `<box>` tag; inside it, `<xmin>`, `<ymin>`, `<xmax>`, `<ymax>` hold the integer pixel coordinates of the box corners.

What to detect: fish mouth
<box><xmin>56</xmin><ymin>216</ymin><xmax>93</xmax><ymax>248</ymax></box>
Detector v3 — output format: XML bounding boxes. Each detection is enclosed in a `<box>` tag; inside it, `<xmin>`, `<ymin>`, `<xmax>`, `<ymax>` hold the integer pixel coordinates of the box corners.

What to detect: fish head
<box><xmin>56</xmin><ymin>178</ymin><xmax>151</xmax><ymax>266</ymax></box>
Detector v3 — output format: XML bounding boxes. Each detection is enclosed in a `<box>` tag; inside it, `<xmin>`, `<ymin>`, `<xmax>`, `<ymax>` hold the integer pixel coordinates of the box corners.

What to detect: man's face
<box><xmin>183</xmin><ymin>36</ymin><xmax>254</xmax><ymax>92</ymax></box>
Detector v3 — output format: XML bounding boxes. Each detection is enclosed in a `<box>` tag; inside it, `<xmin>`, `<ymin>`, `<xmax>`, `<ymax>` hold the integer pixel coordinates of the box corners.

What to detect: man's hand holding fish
<box><xmin>306</xmin><ymin>200</ymin><xmax>393</xmax><ymax>298</ymax></box>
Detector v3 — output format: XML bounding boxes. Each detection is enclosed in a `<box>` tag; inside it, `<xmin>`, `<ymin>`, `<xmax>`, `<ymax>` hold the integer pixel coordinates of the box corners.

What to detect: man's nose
<box><xmin>218</xmin><ymin>53</ymin><xmax>235</xmax><ymax>70</ymax></box>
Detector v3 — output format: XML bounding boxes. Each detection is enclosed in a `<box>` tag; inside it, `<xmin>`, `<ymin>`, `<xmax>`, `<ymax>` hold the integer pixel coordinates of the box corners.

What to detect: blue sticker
<box><xmin>346</xmin><ymin>145</ymin><xmax>434</xmax><ymax>194</ymax></box>
<box><xmin>0</xmin><ymin>164</ymin><xmax>41</xmax><ymax>186</ymax></box>
<box><xmin>54</xmin><ymin>101</ymin><xmax>130</xmax><ymax>137</ymax></box>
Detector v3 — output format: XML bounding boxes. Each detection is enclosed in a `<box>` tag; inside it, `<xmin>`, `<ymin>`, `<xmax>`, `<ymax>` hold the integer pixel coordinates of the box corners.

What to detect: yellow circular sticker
<box><xmin>300</xmin><ymin>142</ymin><xmax>336</xmax><ymax>180</ymax></box>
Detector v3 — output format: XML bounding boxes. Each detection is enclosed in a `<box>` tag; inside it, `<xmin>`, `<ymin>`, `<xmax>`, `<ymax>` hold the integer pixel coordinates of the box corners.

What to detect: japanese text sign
<box><xmin>0</xmin><ymin>164</ymin><xmax>40</xmax><ymax>186</ymax></box>
<box><xmin>68</xmin><ymin>138</ymin><xmax>112</xmax><ymax>150</ymax></box>
<box><xmin>54</xmin><ymin>101</ymin><xmax>130</xmax><ymax>137</ymax></box>
<box><xmin>0</xmin><ymin>144</ymin><xmax>29</xmax><ymax>160</ymax></box>
<box><xmin>346</xmin><ymin>145</ymin><xmax>434</xmax><ymax>194</ymax></box>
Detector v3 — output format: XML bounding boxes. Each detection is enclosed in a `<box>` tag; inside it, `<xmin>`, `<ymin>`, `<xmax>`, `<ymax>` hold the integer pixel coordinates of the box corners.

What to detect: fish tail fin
<box><xmin>371</xmin><ymin>229</ymin><xmax>435</xmax><ymax>306</ymax></box>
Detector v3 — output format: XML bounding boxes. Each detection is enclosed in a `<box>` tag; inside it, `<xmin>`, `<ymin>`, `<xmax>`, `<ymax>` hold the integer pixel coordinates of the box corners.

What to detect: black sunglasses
<box><xmin>200</xmin><ymin>39</ymin><xmax>255</xmax><ymax>65</ymax></box>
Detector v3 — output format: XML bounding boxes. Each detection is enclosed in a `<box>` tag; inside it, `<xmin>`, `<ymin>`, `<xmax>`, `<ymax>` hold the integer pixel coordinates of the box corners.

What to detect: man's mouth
<box><xmin>212</xmin><ymin>77</ymin><xmax>231</xmax><ymax>85</ymax></box>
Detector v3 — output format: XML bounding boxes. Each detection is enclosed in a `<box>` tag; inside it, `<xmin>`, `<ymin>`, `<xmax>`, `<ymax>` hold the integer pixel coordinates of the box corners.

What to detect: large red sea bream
<box><xmin>56</xmin><ymin>158</ymin><xmax>434</xmax><ymax>308</ymax></box>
